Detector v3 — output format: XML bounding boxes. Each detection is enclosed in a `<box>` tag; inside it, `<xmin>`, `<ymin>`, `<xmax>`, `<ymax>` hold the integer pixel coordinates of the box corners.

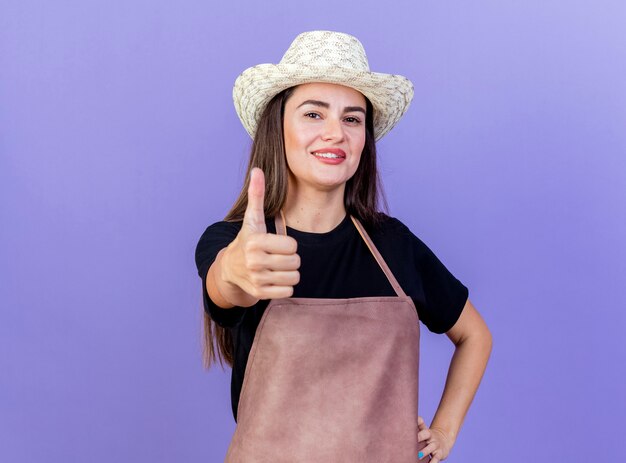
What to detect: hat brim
<box><xmin>233</xmin><ymin>63</ymin><xmax>414</xmax><ymax>142</ymax></box>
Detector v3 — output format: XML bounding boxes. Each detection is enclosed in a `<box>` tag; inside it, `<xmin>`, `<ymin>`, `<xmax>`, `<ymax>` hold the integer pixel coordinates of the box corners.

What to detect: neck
<box><xmin>282</xmin><ymin>181</ymin><xmax>347</xmax><ymax>233</ymax></box>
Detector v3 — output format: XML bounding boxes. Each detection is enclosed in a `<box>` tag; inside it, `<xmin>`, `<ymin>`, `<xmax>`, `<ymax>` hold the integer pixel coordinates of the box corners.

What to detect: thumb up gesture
<box><xmin>222</xmin><ymin>167</ymin><xmax>301</xmax><ymax>301</ymax></box>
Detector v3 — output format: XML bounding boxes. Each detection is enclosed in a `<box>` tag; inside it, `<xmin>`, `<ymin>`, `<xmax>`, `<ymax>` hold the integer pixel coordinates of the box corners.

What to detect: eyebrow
<box><xmin>296</xmin><ymin>99</ymin><xmax>366</xmax><ymax>114</ymax></box>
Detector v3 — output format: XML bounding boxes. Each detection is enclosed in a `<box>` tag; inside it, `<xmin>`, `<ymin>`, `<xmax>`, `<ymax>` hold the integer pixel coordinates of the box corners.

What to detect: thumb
<box><xmin>243</xmin><ymin>167</ymin><xmax>267</xmax><ymax>234</ymax></box>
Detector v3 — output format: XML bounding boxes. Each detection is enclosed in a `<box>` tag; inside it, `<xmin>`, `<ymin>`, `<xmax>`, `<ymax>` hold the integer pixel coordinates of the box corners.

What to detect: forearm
<box><xmin>206</xmin><ymin>245</ymin><xmax>259</xmax><ymax>309</ymax></box>
<box><xmin>429</xmin><ymin>331</ymin><xmax>492</xmax><ymax>444</ymax></box>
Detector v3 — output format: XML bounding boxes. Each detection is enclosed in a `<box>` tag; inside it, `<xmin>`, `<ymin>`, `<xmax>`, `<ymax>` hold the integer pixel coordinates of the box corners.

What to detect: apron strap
<box><xmin>350</xmin><ymin>216</ymin><xmax>407</xmax><ymax>298</ymax></box>
<box><xmin>273</xmin><ymin>211</ymin><xmax>407</xmax><ymax>298</ymax></box>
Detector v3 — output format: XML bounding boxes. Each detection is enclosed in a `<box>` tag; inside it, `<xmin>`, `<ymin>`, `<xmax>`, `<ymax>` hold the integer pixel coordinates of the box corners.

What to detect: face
<box><xmin>282</xmin><ymin>82</ymin><xmax>367</xmax><ymax>194</ymax></box>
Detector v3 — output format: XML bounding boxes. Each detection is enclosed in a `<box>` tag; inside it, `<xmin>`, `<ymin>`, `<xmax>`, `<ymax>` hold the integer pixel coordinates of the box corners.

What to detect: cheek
<box><xmin>284</xmin><ymin>118</ymin><xmax>306</xmax><ymax>147</ymax></box>
<box><xmin>351</xmin><ymin>131</ymin><xmax>366</xmax><ymax>157</ymax></box>
<box><xmin>283</xmin><ymin>120</ymin><xmax>295</xmax><ymax>151</ymax></box>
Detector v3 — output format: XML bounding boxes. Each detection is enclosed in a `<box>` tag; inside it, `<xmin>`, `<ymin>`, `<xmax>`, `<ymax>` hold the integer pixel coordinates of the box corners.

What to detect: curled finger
<box><xmin>256</xmin><ymin>285</ymin><xmax>294</xmax><ymax>300</ymax></box>
<box><xmin>418</xmin><ymin>442</ymin><xmax>438</xmax><ymax>461</ymax></box>
<box><xmin>417</xmin><ymin>428</ymin><xmax>431</xmax><ymax>443</ymax></box>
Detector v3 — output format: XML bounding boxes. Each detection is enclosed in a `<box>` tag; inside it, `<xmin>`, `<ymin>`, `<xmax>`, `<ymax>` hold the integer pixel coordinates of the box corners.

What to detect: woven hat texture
<box><xmin>233</xmin><ymin>30</ymin><xmax>414</xmax><ymax>142</ymax></box>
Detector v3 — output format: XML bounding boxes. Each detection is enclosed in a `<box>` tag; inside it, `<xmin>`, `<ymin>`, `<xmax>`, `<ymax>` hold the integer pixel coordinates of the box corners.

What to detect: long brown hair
<box><xmin>203</xmin><ymin>85</ymin><xmax>390</xmax><ymax>369</ymax></box>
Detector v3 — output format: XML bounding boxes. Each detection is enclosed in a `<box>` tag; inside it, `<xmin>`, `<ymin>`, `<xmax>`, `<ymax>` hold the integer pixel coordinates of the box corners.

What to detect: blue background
<box><xmin>1</xmin><ymin>1</ymin><xmax>625</xmax><ymax>461</ymax></box>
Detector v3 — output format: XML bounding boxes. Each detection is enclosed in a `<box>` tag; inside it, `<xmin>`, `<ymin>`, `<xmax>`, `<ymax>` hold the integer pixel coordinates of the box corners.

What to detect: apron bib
<box><xmin>225</xmin><ymin>212</ymin><xmax>425</xmax><ymax>462</ymax></box>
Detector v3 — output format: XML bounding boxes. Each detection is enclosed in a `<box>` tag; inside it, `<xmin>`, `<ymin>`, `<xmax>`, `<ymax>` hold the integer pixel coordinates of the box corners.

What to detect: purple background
<box><xmin>2</xmin><ymin>1</ymin><xmax>625</xmax><ymax>461</ymax></box>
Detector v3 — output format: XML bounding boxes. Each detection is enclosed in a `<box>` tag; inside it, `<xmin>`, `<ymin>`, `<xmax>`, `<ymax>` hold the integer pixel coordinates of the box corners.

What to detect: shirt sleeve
<box><xmin>392</xmin><ymin>219</ymin><xmax>469</xmax><ymax>334</ymax></box>
<box><xmin>415</xmin><ymin>234</ymin><xmax>469</xmax><ymax>334</ymax></box>
<box><xmin>194</xmin><ymin>220</ymin><xmax>246</xmax><ymax>328</ymax></box>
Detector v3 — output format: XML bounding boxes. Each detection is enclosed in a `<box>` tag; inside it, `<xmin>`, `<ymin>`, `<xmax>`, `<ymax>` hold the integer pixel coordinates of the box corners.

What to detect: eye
<box><xmin>304</xmin><ymin>112</ymin><xmax>321</xmax><ymax>119</ymax></box>
<box><xmin>344</xmin><ymin>116</ymin><xmax>362</xmax><ymax>124</ymax></box>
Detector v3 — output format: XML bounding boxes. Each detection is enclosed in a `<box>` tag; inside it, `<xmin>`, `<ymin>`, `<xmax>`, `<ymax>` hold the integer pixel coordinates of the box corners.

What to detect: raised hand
<box><xmin>221</xmin><ymin>167</ymin><xmax>301</xmax><ymax>301</ymax></box>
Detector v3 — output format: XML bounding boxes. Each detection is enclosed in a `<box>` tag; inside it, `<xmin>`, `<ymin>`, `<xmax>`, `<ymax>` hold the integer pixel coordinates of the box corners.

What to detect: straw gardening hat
<box><xmin>232</xmin><ymin>30</ymin><xmax>414</xmax><ymax>142</ymax></box>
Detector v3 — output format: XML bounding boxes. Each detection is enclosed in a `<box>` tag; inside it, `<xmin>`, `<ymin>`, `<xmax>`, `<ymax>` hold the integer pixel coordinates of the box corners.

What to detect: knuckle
<box><xmin>246</xmin><ymin>255</ymin><xmax>262</xmax><ymax>271</ymax></box>
<box><xmin>243</xmin><ymin>256</ymin><xmax>256</xmax><ymax>272</ymax></box>
<box><xmin>288</xmin><ymin>237</ymin><xmax>298</xmax><ymax>253</ymax></box>
<box><xmin>249</xmin><ymin>274</ymin><xmax>262</xmax><ymax>287</ymax></box>
<box><xmin>243</xmin><ymin>239</ymin><xmax>257</xmax><ymax>254</ymax></box>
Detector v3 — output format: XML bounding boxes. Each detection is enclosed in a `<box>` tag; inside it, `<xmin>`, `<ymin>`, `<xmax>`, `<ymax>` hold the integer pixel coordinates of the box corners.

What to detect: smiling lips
<box><xmin>310</xmin><ymin>148</ymin><xmax>346</xmax><ymax>163</ymax></box>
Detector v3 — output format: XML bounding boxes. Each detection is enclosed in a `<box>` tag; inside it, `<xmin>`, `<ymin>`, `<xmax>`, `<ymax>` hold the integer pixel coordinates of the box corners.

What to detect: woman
<box><xmin>195</xmin><ymin>30</ymin><xmax>492</xmax><ymax>462</ymax></box>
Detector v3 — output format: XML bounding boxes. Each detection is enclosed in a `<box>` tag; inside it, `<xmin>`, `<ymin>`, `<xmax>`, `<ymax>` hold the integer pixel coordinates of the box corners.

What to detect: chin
<box><xmin>312</xmin><ymin>171</ymin><xmax>347</xmax><ymax>183</ymax></box>
<box><xmin>289</xmin><ymin>169</ymin><xmax>354</xmax><ymax>192</ymax></box>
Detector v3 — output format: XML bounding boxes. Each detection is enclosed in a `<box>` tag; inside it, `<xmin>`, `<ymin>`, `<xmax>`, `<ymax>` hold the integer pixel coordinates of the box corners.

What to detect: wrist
<box><xmin>430</xmin><ymin>423</ymin><xmax>457</xmax><ymax>449</ymax></box>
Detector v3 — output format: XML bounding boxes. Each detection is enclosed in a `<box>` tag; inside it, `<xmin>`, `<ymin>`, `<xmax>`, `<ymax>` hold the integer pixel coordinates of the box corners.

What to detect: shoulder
<box><xmin>364</xmin><ymin>214</ymin><xmax>443</xmax><ymax>267</ymax></box>
<box><xmin>195</xmin><ymin>219</ymin><xmax>245</xmax><ymax>250</ymax></box>
<box><xmin>194</xmin><ymin>219</ymin><xmax>243</xmax><ymax>271</ymax></box>
<box><xmin>365</xmin><ymin>213</ymin><xmax>425</xmax><ymax>246</ymax></box>
<box><xmin>198</xmin><ymin>219</ymin><xmax>243</xmax><ymax>239</ymax></box>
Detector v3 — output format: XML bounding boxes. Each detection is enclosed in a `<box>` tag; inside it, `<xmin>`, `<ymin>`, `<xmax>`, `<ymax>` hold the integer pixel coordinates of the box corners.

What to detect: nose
<box><xmin>321</xmin><ymin>116</ymin><xmax>345</xmax><ymax>142</ymax></box>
